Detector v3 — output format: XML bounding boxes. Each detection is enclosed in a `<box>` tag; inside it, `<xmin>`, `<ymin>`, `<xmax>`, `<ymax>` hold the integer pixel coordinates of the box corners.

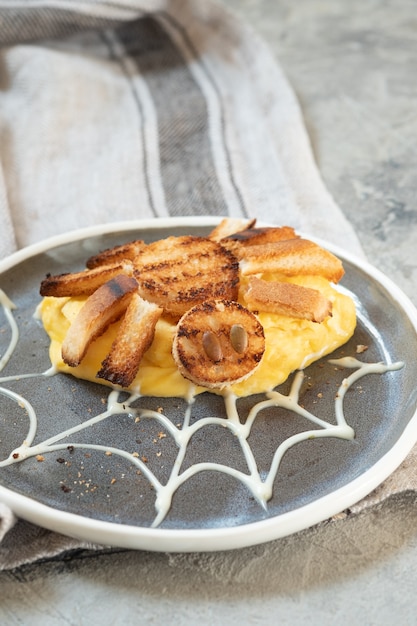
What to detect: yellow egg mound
<box><xmin>39</xmin><ymin>273</ymin><xmax>356</xmax><ymax>398</ymax></box>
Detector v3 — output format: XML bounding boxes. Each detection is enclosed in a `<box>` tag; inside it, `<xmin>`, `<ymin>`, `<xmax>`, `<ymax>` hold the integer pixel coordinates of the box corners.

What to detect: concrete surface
<box><xmin>2</xmin><ymin>1</ymin><xmax>417</xmax><ymax>624</ymax></box>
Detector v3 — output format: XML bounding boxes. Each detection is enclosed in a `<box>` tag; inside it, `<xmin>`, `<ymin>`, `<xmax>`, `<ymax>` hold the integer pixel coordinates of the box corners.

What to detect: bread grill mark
<box><xmin>97</xmin><ymin>293</ymin><xmax>162</xmax><ymax>388</ymax></box>
<box><xmin>172</xmin><ymin>300</ymin><xmax>265</xmax><ymax>389</ymax></box>
<box><xmin>86</xmin><ymin>240</ymin><xmax>146</xmax><ymax>268</ymax></box>
<box><xmin>132</xmin><ymin>235</ymin><xmax>239</xmax><ymax>318</ymax></box>
<box><xmin>39</xmin><ymin>219</ymin><xmax>344</xmax><ymax>390</ymax></box>
<box><xmin>61</xmin><ymin>274</ymin><xmax>138</xmax><ymax>368</ymax></box>
<box><xmin>40</xmin><ymin>261</ymin><xmax>134</xmax><ymax>297</ymax></box>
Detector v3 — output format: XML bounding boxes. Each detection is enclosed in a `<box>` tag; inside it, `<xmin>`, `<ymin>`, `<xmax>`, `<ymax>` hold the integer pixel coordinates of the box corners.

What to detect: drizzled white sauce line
<box><xmin>0</xmin><ymin>292</ymin><xmax>404</xmax><ymax>527</ymax></box>
<box><xmin>0</xmin><ymin>289</ymin><xmax>18</xmax><ymax>371</ymax></box>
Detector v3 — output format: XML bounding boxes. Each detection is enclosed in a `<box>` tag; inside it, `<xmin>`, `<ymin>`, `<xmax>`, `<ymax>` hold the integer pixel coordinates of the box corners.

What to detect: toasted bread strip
<box><xmin>244</xmin><ymin>277</ymin><xmax>332</xmax><ymax>323</ymax></box>
<box><xmin>225</xmin><ymin>226</ymin><xmax>298</xmax><ymax>246</ymax></box>
<box><xmin>40</xmin><ymin>262</ymin><xmax>134</xmax><ymax>298</ymax></box>
<box><xmin>172</xmin><ymin>299</ymin><xmax>265</xmax><ymax>389</ymax></box>
<box><xmin>239</xmin><ymin>239</ymin><xmax>345</xmax><ymax>283</ymax></box>
<box><xmin>97</xmin><ymin>293</ymin><xmax>162</xmax><ymax>388</ymax></box>
<box><xmin>86</xmin><ymin>240</ymin><xmax>146</xmax><ymax>269</ymax></box>
<box><xmin>62</xmin><ymin>274</ymin><xmax>138</xmax><ymax>367</ymax></box>
<box><xmin>134</xmin><ymin>235</ymin><xmax>239</xmax><ymax>318</ymax></box>
<box><xmin>208</xmin><ymin>218</ymin><xmax>256</xmax><ymax>242</ymax></box>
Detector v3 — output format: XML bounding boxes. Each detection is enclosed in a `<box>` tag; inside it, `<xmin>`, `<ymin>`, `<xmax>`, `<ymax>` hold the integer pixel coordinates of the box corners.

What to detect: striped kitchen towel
<box><xmin>0</xmin><ymin>0</ymin><xmax>366</xmax><ymax>569</ymax></box>
<box><xmin>0</xmin><ymin>0</ymin><xmax>363</xmax><ymax>258</ymax></box>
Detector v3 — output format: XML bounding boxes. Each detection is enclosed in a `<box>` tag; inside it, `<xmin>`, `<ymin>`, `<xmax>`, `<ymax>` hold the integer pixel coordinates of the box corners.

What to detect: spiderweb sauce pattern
<box><xmin>0</xmin><ymin>289</ymin><xmax>404</xmax><ymax>528</ymax></box>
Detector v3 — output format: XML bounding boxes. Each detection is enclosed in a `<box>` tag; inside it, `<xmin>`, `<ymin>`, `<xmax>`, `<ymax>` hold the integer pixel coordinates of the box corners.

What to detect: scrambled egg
<box><xmin>39</xmin><ymin>274</ymin><xmax>356</xmax><ymax>398</ymax></box>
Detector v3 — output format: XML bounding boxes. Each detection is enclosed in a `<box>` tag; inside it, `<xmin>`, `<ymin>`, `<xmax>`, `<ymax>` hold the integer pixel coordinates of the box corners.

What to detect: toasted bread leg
<box><xmin>86</xmin><ymin>240</ymin><xmax>146</xmax><ymax>269</ymax></box>
<box><xmin>244</xmin><ymin>277</ymin><xmax>332</xmax><ymax>323</ymax></box>
<box><xmin>208</xmin><ymin>218</ymin><xmax>256</xmax><ymax>241</ymax></box>
<box><xmin>40</xmin><ymin>262</ymin><xmax>134</xmax><ymax>297</ymax></box>
<box><xmin>62</xmin><ymin>274</ymin><xmax>138</xmax><ymax>367</ymax></box>
<box><xmin>239</xmin><ymin>238</ymin><xmax>345</xmax><ymax>283</ymax></box>
<box><xmin>97</xmin><ymin>293</ymin><xmax>162</xmax><ymax>388</ymax></box>
<box><xmin>224</xmin><ymin>225</ymin><xmax>298</xmax><ymax>246</ymax></box>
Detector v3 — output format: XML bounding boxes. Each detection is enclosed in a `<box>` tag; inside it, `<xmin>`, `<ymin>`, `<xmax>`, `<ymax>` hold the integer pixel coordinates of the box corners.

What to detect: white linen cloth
<box><xmin>0</xmin><ymin>0</ymin><xmax>392</xmax><ymax>570</ymax></box>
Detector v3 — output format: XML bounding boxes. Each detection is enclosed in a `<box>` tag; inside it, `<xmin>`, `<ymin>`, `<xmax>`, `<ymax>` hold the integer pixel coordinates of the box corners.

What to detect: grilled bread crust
<box><xmin>61</xmin><ymin>274</ymin><xmax>138</xmax><ymax>367</ymax></box>
<box><xmin>86</xmin><ymin>240</ymin><xmax>146</xmax><ymax>269</ymax></box>
<box><xmin>40</xmin><ymin>262</ymin><xmax>134</xmax><ymax>297</ymax></box>
<box><xmin>224</xmin><ymin>225</ymin><xmax>298</xmax><ymax>246</ymax></box>
<box><xmin>244</xmin><ymin>276</ymin><xmax>332</xmax><ymax>323</ymax></box>
<box><xmin>97</xmin><ymin>293</ymin><xmax>162</xmax><ymax>388</ymax></box>
<box><xmin>172</xmin><ymin>299</ymin><xmax>265</xmax><ymax>389</ymax></box>
<box><xmin>208</xmin><ymin>217</ymin><xmax>256</xmax><ymax>241</ymax></box>
<box><xmin>133</xmin><ymin>235</ymin><xmax>240</xmax><ymax>319</ymax></box>
<box><xmin>238</xmin><ymin>238</ymin><xmax>345</xmax><ymax>283</ymax></box>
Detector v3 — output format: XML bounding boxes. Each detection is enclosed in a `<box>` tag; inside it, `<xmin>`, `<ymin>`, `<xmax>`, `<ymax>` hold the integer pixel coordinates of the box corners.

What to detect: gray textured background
<box><xmin>226</xmin><ymin>0</ymin><xmax>417</xmax><ymax>303</ymax></box>
<box><xmin>2</xmin><ymin>1</ymin><xmax>417</xmax><ymax>624</ymax></box>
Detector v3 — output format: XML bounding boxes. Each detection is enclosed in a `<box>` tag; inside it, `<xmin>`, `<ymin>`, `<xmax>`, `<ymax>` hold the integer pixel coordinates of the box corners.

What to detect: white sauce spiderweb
<box><xmin>0</xmin><ymin>291</ymin><xmax>404</xmax><ymax>527</ymax></box>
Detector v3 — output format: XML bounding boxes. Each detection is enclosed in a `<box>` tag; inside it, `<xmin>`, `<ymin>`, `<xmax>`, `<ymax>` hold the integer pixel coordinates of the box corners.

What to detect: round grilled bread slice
<box><xmin>133</xmin><ymin>236</ymin><xmax>239</xmax><ymax>319</ymax></box>
<box><xmin>172</xmin><ymin>299</ymin><xmax>265</xmax><ymax>389</ymax></box>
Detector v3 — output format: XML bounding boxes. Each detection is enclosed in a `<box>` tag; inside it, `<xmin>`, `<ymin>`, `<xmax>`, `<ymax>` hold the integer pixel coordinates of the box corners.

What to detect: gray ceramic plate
<box><xmin>0</xmin><ymin>217</ymin><xmax>417</xmax><ymax>552</ymax></box>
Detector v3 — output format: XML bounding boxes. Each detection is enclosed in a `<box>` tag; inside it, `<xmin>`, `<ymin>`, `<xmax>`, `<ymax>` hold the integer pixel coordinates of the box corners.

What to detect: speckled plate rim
<box><xmin>1</xmin><ymin>216</ymin><xmax>417</xmax><ymax>553</ymax></box>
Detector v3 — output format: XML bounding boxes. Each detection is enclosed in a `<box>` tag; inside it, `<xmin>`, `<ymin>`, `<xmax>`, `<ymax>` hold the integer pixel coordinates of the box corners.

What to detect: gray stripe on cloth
<box><xmin>101</xmin><ymin>28</ymin><xmax>162</xmax><ymax>219</ymax></box>
<box><xmin>155</xmin><ymin>11</ymin><xmax>247</xmax><ymax>219</ymax></box>
<box><xmin>0</xmin><ymin>7</ymin><xmax>123</xmax><ymax>46</ymax></box>
<box><xmin>115</xmin><ymin>16</ymin><xmax>230</xmax><ymax>218</ymax></box>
